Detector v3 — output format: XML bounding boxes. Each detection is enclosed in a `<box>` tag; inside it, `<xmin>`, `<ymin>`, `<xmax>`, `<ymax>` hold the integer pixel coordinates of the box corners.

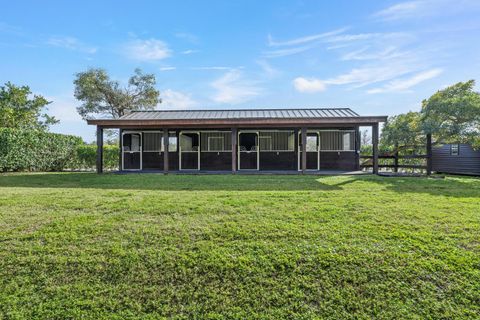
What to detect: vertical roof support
<box><xmin>163</xmin><ymin>128</ymin><xmax>169</xmax><ymax>174</ymax></box>
<box><xmin>96</xmin><ymin>126</ymin><xmax>104</xmax><ymax>174</ymax></box>
<box><xmin>372</xmin><ymin>123</ymin><xmax>379</xmax><ymax>175</ymax></box>
<box><xmin>301</xmin><ymin>127</ymin><xmax>307</xmax><ymax>174</ymax></box>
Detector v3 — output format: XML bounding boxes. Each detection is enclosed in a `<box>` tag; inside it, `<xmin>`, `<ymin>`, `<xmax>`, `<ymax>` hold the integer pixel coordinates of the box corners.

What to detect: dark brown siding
<box><xmin>432</xmin><ymin>144</ymin><xmax>480</xmax><ymax>175</ymax></box>
<box><xmin>320</xmin><ymin>152</ymin><xmax>357</xmax><ymax>171</ymax></box>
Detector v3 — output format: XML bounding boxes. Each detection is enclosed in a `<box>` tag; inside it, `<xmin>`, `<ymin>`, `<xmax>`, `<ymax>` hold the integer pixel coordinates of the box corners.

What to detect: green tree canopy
<box><xmin>381</xmin><ymin>111</ymin><xmax>424</xmax><ymax>148</ymax></box>
<box><xmin>74</xmin><ymin>68</ymin><xmax>161</xmax><ymax>120</ymax></box>
<box><xmin>421</xmin><ymin>80</ymin><xmax>480</xmax><ymax>148</ymax></box>
<box><xmin>0</xmin><ymin>82</ymin><xmax>57</xmax><ymax>130</ymax></box>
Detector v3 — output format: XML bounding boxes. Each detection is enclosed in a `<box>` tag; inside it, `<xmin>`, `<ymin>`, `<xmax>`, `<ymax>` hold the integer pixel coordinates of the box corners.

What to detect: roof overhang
<box><xmin>87</xmin><ymin>116</ymin><xmax>388</xmax><ymax>129</ymax></box>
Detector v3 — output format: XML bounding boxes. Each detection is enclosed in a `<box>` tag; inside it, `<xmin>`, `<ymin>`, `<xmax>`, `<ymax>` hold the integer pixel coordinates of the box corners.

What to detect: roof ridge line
<box><xmin>130</xmin><ymin>107</ymin><xmax>354</xmax><ymax>113</ymax></box>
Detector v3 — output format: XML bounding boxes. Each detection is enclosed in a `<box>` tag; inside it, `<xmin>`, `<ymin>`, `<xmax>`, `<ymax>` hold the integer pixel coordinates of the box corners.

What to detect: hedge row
<box><xmin>0</xmin><ymin>128</ymin><xmax>119</xmax><ymax>171</ymax></box>
<box><xmin>69</xmin><ymin>144</ymin><xmax>119</xmax><ymax>171</ymax></box>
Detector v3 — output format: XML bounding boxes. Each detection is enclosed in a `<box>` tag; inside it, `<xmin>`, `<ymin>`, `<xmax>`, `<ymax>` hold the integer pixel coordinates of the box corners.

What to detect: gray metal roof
<box><xmin>119</xmin><ymin>108</ymin><xmax>360</xmax><ymax>120</ymax></box>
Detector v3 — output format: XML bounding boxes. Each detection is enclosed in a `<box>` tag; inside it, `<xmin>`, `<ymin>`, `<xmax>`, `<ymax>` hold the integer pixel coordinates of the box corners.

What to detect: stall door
<box><xmin>180</xmin><ymin>132</ymin><xmax>200</xmax><ymax>170</ymax></box>
<box><xmin>305</xmin><ymin>133</ymin><xmax>319</xmax><ymax>170</ymax></box>
<box><xmin>238</xmin><ymin>132</ymin><xmax>258</xmax><ymax>170</ymax></box>
<box><xmin>122</xmin><ymin>132</ymin><xmax>142</xmax><ymax>170</ymax></box>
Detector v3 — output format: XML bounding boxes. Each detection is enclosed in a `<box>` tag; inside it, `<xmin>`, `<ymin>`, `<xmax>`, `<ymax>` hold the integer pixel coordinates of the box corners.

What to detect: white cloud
<box><xmin>211</xmin><ymin>70</ymin><xmax>261</xmax><ymax>104</ymax></box>
<box><xmin>293</xmin><ymin>77</ymin><xmax>326</xmax><ymax>93</ymax></box>
<box><xmin>125</xmin><ymin>38</ymin><xmax>171</xmax><ymax>61</ymax></box>
<box><xmin>47</xmin><ymin>36</ymin><xmax>97</xmax><ymax>54</ymax></box>
<box><xmin>267</xmin><ymin>27</ymin><xmax>348</xmax><ymax>46</ymax></box>
<box><xmin>341</xmin><ymin>46</ymin><xmax>408</xmax><ymax>61</ymax></box>
<box><xmin>159</xmin><ymin>66</ymin><xmax>176</xmax><ymax>71</ymax></box>
<box><xmin>161</xmin><ymin>89</ymin><xmax>197</xmax><ymax>109</ymax></box>
<box><xmin>367</xmin><ymin>68</ymin><xmax>443</xmax><ymax>93</ymax></box>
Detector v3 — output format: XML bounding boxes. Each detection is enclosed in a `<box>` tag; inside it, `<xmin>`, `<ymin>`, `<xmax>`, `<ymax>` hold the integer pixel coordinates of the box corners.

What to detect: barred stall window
<box><xmin>319</xmin><ymin>131</ymin><xmax>355</xmax><ymax>151</ymax></box>
<box><xmin>168</xmin><ymin>132</ymin><xmax>177</xmax><ymax>152</ymax></box>
<box><xmin>200</xmin><ymin>132</ymin><xmax>232</xmax><ymax>151</ymax></box>
<box><xmin>143</xmin><ymin>132</ymin><xmax>162</xmax><ymax>152</ymax></box>
<box><xmin>259</xmin><ymin>131</ymin><xmax>295</xmax><ymax>151</ymax></box>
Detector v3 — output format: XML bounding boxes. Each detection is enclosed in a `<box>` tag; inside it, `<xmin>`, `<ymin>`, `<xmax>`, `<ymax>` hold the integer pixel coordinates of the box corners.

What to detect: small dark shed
<box><xmin>432</xmin><ymin>144</ymin><xmax>480</xmax><ymax>176</ymax></box>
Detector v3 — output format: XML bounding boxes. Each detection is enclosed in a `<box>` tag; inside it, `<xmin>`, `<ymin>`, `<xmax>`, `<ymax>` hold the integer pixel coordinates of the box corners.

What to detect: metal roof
<box><xmin>119</xmin><ymin>108</ymin><xmax>360</xmax><ymax>120</ymax></box>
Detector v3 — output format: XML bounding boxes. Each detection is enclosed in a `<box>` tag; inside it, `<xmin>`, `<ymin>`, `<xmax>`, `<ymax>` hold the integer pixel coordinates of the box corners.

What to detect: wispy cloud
<box><xmin>256</xmin><ymin>60</ymin><xmax>280</xmax><ymax>78</ymax></box>
<box><xmin>0</xmin><ymin>21</ymin><xmax>23</xmax><ymax>35</ymax></box>
<box><xmin>159</xmin><ymin>66</ymin><xmax>176</xmax><ymax>71</ymax></box>
<box><xmin>211</xmin><ymin>70</ymin><xmax>261</xmax><ymax>104</ymax></box>
<box><xmin>161</xmin><ymin>89</ymin><xmax>197</xmax><ymax>109</ymax></box>
<box><xmin>267</xmin><ymin>27</ymin><xmax>347</xmax><ymax>47</ymax></box>
<box><xmin>181</xmin><ymin>49</ymin><xmax>199</xmax><ymax>54</ymax></box>
<box><xmin>293</xmin><ymin>62</ymin><xmax>419</xmax><ymax>93</ymax></box>
<box><xmin>192</xmin><ymin>66</ymin><xmax>240</xmax><ymax>71</ymax></box>
<box><xmin>367</xmin><ymin>68</ymin><xmax>442</xmax><ymax>93</ymax></box>
<box><xmin>341</xmin><ymin>46</ymin><xmax>408</xmax><ymax>61</ymax></box>
<box><xmin>373</xmin><ymin>1</ymin><xmax>422</xmax><ymax>21</ymax></box>
<box><xmin>373</xmin><ymin>0</ymin><xmax>480</xmax><ymax>21</ymax></box>
<box><xmin>174</xmin><ymin>32</ymin><xmax>199</xmax><ymax>44</ymax></box>
<box><xmin>262</xmin><ymin>45</ymin><xmax>312</xmax><ymax>58</ymax></box>
<box><xmin>47</xmin><ymin>36</ymin><xmax>97</xmax><ymax>54</ymax></box>
<box><xmin>125</xmin><ymin>38</ymin><xmax>171</xmax><ymax>61</ymax></box>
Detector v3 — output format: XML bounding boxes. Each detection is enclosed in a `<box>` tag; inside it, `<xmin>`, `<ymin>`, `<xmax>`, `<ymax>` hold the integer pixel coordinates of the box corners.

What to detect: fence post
<box><xmin>426</xmin><ymin>133</ymin><xmax>432</xmax><ymax>176</ymax></box>
<box><xmin>394</xmin><ymin>143</ymin><xmax>399</xmax><ymax>173</ymax></box>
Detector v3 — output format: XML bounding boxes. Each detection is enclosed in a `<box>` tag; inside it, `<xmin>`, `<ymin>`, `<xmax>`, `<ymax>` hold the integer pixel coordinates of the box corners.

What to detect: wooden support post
<box><xmin>301</xmin><ymin>127</ymin><xmax>307</xmax><ymax>174</ymax></box>
<box><xmin>118</xmin><ymin>129</ymin><xmax>123</xmax><ymax>171</ymax></box>
<box><xmin>163</xmin><ymin>129</ymin><xmax>169</xmax><ymax>173</ymax></box>
<box><xmin>426</xmin><ymin>133</ymin><xmax>432</xmax><ymax>176</ymax></box>
<box><xmin>394</xmin><ymin>143</ymin><xmax>399</xmax><ymax>173</ymax></box>
<box><xmin>372</xmin><ymin>123</ymin><xmax>379</xmax><ymax>175</ymax></box>
<box><xmin>96</xmin><ymin>126</ymin><xmax>103</xmax><ymax>174</ymax></box>
<box><xmin>231</xmin><ymin>128</ymin><xmax>237</xmax><ymax>173</ymax></box>
<box><xmin>355</xmin><ymin>126</ymin><xmax>360</xmax><ymax>171</ymax></box>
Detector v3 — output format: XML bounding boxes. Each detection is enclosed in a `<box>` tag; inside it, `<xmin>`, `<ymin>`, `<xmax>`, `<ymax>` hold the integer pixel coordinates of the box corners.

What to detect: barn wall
<box><xmin>320</xmin><ymin>152</ymin><xmax>357</xmax><ymax>171</ymax></box>
<box><xmin>432</xmin><ymin>144</ymin><xmax>480</xmax><ymax>175</ymax></box>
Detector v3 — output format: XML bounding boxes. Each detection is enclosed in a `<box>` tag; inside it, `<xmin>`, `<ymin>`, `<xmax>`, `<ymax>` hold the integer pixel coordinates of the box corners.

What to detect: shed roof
<box><xmin>87</xmin><ymin>107</ymin><xmax>387</xmax><ymax>128</ymax></box>
<box><xmin>119</xmin><ymin>108</ymin><xmax>360</xmax><ymax>120</ymax></box>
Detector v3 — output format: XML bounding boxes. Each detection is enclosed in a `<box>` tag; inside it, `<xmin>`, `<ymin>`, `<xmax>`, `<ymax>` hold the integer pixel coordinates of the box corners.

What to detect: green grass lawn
<box><xmin>0</xmin><ymin>173</ymin><xmax>479</xmax><ymax>319</ymax></box>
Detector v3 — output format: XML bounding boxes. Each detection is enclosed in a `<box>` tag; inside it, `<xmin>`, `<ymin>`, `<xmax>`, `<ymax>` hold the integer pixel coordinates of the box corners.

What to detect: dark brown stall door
<box><xmin>239</xmin><ymin>132</ymin><xmax>258</xmax><ymax>170</ymax></box>
<box><xmin>305</xmin><ymin>133</ymin><xmax>319</xmax><ymax>170</ymax></box>
<box><xmin>122</xmin><ymin>132</ymin><xmax>142</xmax><ymax>170</ymax></box>
<box><xmin>180</xmin><ymin>132</ymin><xmax>199</xmax><ymax>170</ymax></box>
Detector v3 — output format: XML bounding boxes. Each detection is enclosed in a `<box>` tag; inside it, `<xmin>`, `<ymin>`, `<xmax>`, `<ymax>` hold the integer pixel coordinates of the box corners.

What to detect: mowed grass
<box><xmin>0</xmin><ymin>173</ymin><xmax>479</xmax><ymax>319</ymax></box>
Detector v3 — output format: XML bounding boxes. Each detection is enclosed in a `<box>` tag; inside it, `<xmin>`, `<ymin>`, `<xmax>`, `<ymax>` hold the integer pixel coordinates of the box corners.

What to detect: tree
<box><xmin>421</xmin><ymin>80</ymin><xmax>480</xmax><ymax>149</ymax></box>
<box><xmin>381</xmin><ymin>112</ymin><xmax>424</xmax><ymax>148</ymax></box>
<box><xmin>0</xmin><ymin>82</ymin><xmax>58</xmax><ymax>130</ymax></box>
<box><xmin>74</xmin><ymin>68</ymin><xmax>161</xmax><ymax>120</ymax></box>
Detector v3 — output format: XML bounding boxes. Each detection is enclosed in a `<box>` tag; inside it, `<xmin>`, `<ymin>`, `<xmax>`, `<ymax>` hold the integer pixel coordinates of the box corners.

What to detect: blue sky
<box><xmin>1</xmin><ymin>0</ymin><xmax>480</xmax><ymax>142</ymax></box>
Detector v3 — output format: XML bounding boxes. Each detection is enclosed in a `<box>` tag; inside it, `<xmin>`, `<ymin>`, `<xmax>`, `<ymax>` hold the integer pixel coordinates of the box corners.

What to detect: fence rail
<box><xmin>360</xmin><ymin>154</ymin><xmax>429</xmax><ymax>171</ymax></box>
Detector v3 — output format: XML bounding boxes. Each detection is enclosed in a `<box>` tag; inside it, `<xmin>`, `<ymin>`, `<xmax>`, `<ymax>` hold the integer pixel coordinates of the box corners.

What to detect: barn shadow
<box><xmin>0</xmin><ymin>172</ymin><xmax>478</xmax><ymax>197</ymax></box>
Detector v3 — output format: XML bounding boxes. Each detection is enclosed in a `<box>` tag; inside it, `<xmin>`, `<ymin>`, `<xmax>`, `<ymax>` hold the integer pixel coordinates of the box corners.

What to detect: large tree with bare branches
<box><xmin>74</xmin><ymin>68</ymin><xmax>161</xmax><ymax>120</ymax></box>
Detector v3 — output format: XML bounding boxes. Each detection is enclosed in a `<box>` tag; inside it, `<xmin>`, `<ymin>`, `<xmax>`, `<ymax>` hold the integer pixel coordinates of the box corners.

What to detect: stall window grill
<box><xmin>143</xmin><ymin>132</ymin><xmax>162</xmax><ymax>152</ymax></box>
<box><xmin>123</xmin><ymin>133</ymin><xmax>141</xmax><ymax>152</ymax></box>
<box><xmin>259</xmin><ymin>131</ymin><xmax>294</xmax><ymax>151</ymax></box>
<box><xmin>168</xmin><ymin>133</ymin><xmax>177</xmax><ymax>152</ymax></box>
<box><xmin>180</xmin><ymin>133</ymin><xmax>199</xmax><ymax>152</ymax></box>
<box><xmin>320</xmin><ymin>131</ymin><xmax>355</xmax><ymax>151</ymax></box>
<box><xmin>200</xmin><ymin>132</ymin><xmax>231</xmax><ymax>151</ymax></box>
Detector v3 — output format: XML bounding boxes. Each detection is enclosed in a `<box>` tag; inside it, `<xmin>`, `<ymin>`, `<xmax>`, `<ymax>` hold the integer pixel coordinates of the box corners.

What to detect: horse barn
<box><xmin>87</xmin><ymin>108</ymin><xmax>387</xmax><ymax>174</ymax></box>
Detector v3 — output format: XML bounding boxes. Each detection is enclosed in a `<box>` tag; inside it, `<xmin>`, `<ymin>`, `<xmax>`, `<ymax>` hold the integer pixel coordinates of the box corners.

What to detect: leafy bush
<box><xmin>69</xmin><ymin>144</ymin><xmax>119</xmax><ymax>171</ymax></box>
<box><xmin>0</xmin><ymin>128</ymin><xmax>82</xmax><ymax>171</ymax></box>
<box><xmin>0</xmin><ymin>128</ymin><xmax>119</xmax><ymax>171</ymax></box>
